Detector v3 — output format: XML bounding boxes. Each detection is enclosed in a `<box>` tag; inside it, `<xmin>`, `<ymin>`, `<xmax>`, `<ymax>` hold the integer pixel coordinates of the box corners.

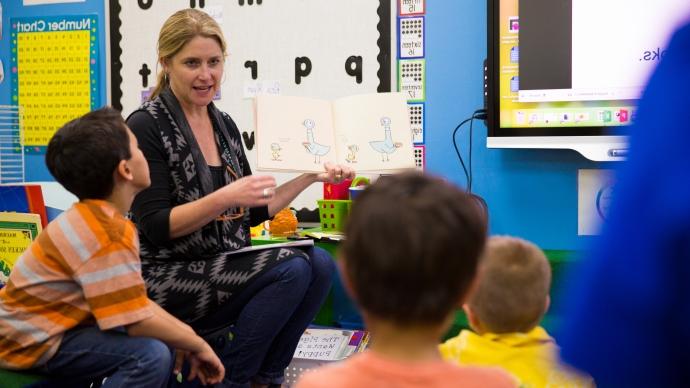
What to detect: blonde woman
<box><xmin>127</xmin><ymin>9</ymin><xmax>354</xmax><ymax>388</ymax></box>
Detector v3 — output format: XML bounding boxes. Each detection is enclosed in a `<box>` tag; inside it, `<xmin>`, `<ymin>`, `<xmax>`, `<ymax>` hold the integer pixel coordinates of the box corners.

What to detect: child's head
<box><xmin>341</xmin><ymin>171</ymin><xmax>488</xmax><ymax>327</ymax></box>
<box><xmin>46</xmin><ymin>106</ymin><xmax>149</xmax><ymax>200</ymax></box>
<box><xmin>466</xmin><ymin>236</ymin><xmax>551</xmax><ymax>334</ymax></box>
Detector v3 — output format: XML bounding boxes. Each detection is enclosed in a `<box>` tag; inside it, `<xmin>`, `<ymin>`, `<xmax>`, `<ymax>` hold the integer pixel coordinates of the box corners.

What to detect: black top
<box><xmin>127</xmin><ymin>110</ymin><xmax>269</xmax><ymax>248</ymax></box>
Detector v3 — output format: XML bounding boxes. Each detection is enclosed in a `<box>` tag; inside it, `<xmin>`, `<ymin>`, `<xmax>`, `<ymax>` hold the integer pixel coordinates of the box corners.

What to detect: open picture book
<box><xmin>255</xmin><ymin>92</ymin><xmax>415</xmax><ymax>172</ymax></box>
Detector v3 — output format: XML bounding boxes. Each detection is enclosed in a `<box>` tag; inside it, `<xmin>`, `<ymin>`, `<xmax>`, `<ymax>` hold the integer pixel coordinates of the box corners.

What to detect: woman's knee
<box><xmin>279</xmin><ymin>255</ymin><xmax>312</xmax><ymax>283</ymax></box>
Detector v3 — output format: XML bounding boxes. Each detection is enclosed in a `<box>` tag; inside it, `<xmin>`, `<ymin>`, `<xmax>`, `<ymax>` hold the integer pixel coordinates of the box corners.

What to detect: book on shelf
<box><xmin>0</xmin><ymin>184</ymin><xmax>48</xmax><ymax>227</ymax></box>
<box><xmin>255</xmin><ymin>92</ymin><xmax>415</xmax><ymax>173</ymax></box>
<box><xmin>0</xmin><ymin>212</ymin><xmax>42</xmax><ymax>286</ymax></box>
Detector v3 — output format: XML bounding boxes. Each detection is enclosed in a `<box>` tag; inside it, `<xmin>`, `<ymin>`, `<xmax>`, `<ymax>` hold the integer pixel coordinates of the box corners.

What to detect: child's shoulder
<box><xmin>47</xmin><ymin>201</ymin><xmax>135</xmax><ymax>256</ymax></box>
<box><xmin>294</xmin><ymin>356</ymin><xmax>361</xmax><ymax>388</ymax></box>
<box><xmin>444</xmin><ymin>364</ymin><xmax>517</xmax><ymax>387</ymax></box>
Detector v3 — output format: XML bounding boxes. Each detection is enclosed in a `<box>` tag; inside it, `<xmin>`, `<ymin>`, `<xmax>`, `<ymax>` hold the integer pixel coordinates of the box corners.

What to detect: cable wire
<box><xmin>452</xmin><ymin>109</ymin><xmax>486</xmax><ymax>192</ymax></box>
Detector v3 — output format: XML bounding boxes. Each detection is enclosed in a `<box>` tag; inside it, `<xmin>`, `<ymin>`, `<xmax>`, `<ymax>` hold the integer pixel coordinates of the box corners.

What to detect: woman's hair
<box><xmin>150</xmin><ymin>8</ymin><xmax>227</xmax><ymax>99</ymax></box>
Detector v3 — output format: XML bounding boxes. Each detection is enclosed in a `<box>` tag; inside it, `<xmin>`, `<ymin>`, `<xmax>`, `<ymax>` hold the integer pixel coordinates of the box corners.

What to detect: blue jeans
<box><xmin>192</xmin><ymin>246</ymin><xmax>335</xmax><ymax>388</ymax></box>
<box><xmin>36</xmin><ymin>325</ymin><xmax>172</xmax><ymax>387</ymax></box>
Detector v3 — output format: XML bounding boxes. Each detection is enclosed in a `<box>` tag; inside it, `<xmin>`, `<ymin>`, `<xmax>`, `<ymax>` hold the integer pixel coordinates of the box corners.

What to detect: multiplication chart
<box><xmin>11</xmin><ymin>15</ymin><xmax>99</xmax><ymax>153</ymax></box>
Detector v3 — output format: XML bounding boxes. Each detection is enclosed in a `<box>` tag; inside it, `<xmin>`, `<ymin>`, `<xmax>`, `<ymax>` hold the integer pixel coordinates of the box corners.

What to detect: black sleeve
<box><xmin>127</xmin><ymin>110</ymin><xmax>173</xmax><ymax>245</ymax></box>
<box><xmin>222</xmin><ymin>113</ymin><xmax>271</xmax><ymax>226</ymax></box>
<box><xmin>244</xmin><ymin>152</ymin><xmax>270</xmax><ymax>226</ymax></box>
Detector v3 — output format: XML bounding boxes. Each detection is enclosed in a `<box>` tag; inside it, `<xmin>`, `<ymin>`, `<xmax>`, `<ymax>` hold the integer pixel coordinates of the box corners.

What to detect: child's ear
<box><xmin>544</xmin><ymin>294</ymin><xmax>551</xmax><ymax>314</ymax></box>
<box><xmin>116</xmin><ymin>159</ymin><xmax>134</xmax><ymax>182</ymax></box>
<box><xmin>457</xmin><ymin>274</ymin><xmax>479</xmax><ymax>307</ymax></box>
<box><xmin>463</xmin><ymin>304</ymin><xmax>482</xmax><ymax>333</ymax></box>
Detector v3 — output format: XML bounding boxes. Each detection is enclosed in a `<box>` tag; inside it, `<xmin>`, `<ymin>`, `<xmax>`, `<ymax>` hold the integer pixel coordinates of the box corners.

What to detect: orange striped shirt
<box><xmin>0</xmin><ymin>200</ymin><xmax>153</xmax><ymax>369</ymax></box>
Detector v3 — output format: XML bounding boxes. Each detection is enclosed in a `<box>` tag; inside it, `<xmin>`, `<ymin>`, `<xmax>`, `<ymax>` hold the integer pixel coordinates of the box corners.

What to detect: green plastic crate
<box><xmin>317</xmin><ymin>200</ymin><xmax>351</xmax><ymax>232</ymax></box>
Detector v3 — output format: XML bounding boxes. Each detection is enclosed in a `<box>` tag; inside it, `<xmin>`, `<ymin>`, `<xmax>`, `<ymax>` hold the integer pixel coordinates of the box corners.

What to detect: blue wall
<box><xmin>0</xmin><ymin>0</ymin><xmax>108</xmax><ymax>181</ymax></box>
<box><xmin>425</xmin><ymin>1</ymin><xmax>608</xmax><ymax>250</ymax></box>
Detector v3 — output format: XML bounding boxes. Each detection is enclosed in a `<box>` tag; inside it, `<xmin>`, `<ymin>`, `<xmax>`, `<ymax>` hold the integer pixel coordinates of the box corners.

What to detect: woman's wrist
<box><xmin>301</xmin><ymin>173</ymin><xmax>321</xmax><ymax>184</ymax></box>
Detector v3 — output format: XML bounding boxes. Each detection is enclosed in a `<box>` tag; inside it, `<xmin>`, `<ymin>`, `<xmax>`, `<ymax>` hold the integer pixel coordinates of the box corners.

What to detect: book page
<box><xmin>256</xmin><ymin>95</ymin><xmax>337</xmax><ymax>172</ymax></box>
<box><xmin>332</xmin><ymin>93</ymin><xmax>415</xmax><ymax>172</ymax></box>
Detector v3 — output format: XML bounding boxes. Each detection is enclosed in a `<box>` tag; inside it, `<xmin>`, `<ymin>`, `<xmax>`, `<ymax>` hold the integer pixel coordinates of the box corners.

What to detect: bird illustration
<box><xmin>369</xmin><ymin>117</ymin><xmax>402</xmax><ymax>162</ymax></box>
<box><xmin>302</xmin><ymin>119</ymin><xmax>330</xmax><ymax>163</ymax></box>
<box><xmin>345</xmin><ymin>144</ymin><xmax>359</xmax><ymax>163</ymax></box>
<box><xmin>270</xmin><ymin>143</ymin><xmax>282</xmax><ymax>161</ymax></box>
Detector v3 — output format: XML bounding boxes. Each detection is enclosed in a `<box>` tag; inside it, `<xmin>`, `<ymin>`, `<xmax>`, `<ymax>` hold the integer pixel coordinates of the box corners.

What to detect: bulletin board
<box><xmin>0</xmin><ymin>0</ymin><xmax>108</xmax><ymax>182</ymax></box>
<box><xmin>109</xmin><ymin>0</ymin><xmax>395</xmax><ymax>210</ymax></box>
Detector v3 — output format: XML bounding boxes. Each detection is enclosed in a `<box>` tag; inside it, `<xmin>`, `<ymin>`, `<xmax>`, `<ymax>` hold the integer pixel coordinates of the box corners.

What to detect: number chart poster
<box><xmin>10</xmin><ymin>15</ymin><xmax>100</xmax><ymax>153</ymax></box>
<box><xmin>110</xmin><ymin>0</ymin><xmax>395</xmax><ymax>209</ymax></box>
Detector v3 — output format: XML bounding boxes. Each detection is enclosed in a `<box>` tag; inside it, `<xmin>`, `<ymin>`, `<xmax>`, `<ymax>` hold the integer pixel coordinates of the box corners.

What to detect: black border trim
<box><xmin>109</xmin><ymin>0</ymin><xmax>123</xmax><ymax>111</ymax></box>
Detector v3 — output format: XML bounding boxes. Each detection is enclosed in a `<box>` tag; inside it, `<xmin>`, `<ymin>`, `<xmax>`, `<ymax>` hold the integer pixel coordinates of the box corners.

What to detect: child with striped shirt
<box><xmin>0</xmin><ymin>107</ymin><xmax>224</xmax><ymax>387</ymax></box>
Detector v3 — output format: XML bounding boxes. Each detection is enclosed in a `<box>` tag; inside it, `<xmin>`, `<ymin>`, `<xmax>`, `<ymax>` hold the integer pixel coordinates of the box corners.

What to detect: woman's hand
<box><xmin>314</xmin><ymin>162</ymin><xmax>355</xmax><ymax>184</ymax></box>
<box><xmin>222</xmin><ymin>174</ymin><xmax>277</xmax><ymax>207</ymax></box>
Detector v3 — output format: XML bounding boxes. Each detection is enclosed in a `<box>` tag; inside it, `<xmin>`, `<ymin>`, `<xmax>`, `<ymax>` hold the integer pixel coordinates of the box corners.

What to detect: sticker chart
<box><xmin>11</xmin><ymin>15</ymin><xmax>99</xmax><ymax>153</ymax></box>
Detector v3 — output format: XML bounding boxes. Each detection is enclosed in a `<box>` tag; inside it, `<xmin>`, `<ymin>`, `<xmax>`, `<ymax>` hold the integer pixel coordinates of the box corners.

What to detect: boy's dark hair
<box><xmin>469</xmin><ymin>236</ymin><xmax>551</xmax><ymax>333</ymax></box>
<box><xmin>342</xmin><ymin>171</ymin><xmax>488</xmax><ymax>326</ymax></box>
<box><xmin>46</xmin><ymin>107</ymin><xmax>131</xmax><ymax>200</ymax></box>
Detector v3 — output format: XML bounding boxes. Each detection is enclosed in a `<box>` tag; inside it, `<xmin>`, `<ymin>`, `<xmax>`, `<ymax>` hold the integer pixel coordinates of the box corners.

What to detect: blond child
<box><xmin>440</xmin><ymin>236</ymin><xmax>592</xmax><ymax>387</ymax></box>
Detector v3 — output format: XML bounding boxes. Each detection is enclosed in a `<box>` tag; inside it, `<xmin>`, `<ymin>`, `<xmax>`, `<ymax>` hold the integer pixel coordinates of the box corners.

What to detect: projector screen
<box><xmin>486</xmin><ymin>0</ymin><xmax>690</xmax><ymax>161</ymax></box>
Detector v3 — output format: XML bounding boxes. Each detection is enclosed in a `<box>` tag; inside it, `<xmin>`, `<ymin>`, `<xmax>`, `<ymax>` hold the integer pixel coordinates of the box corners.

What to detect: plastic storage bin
<box><xmin>317</xmin><ymin>199</ymin><xmax>351</xmax><ymax>232</ymax></box>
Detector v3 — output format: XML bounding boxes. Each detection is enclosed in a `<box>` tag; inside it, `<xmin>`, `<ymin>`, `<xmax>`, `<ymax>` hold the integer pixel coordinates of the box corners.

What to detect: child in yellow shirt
<box><xmin>440</xmin><ymin>236</ymin><xmax>593</xmax><ymax>388</ymax></box>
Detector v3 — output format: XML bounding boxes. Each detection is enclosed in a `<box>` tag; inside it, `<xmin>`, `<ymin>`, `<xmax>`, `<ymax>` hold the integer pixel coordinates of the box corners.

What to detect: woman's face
<box><xmin>164</xmin><ymin>35</ymin><xmax>224</xmax><ymax>109</ymax></box>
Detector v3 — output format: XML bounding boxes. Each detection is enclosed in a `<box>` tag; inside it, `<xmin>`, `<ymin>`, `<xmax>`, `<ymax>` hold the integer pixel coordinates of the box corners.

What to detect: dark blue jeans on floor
<box><xmin>36</xmin><ymin>325</ymin><xmax>173</xmax><ymax>387</ymax></box>
<box><xmin>192</xmin><ymin>246</ymin><xmax>335</xmax><ymax>388</ymax></box>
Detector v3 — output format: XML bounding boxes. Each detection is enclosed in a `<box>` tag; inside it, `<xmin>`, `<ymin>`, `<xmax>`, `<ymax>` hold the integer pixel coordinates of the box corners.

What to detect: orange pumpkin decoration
<box><xmin>269</xmin><ymin>208</ymin><xmax>298</xmax><ymax>237</ymax></box>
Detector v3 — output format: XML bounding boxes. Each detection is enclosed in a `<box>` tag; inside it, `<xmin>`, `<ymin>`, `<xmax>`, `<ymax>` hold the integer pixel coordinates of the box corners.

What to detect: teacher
<box><xmin>126</xmin><ymin>8</ymin><xmax>354</xmax><ymax>388</ymax></box>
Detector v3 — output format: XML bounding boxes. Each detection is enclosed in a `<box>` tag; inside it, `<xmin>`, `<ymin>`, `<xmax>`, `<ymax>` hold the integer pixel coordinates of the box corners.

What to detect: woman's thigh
<box><xmin>192</xmin><ymin>255</ymin><xmax>314</xmax><ymax>332</ymax></box>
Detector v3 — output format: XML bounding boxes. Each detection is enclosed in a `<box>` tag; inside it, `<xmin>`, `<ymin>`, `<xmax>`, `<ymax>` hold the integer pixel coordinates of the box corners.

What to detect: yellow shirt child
<box><xmin>440</xmin><ymin>326</ymin><xmax>592</xmax><ymax>388</ymax></box>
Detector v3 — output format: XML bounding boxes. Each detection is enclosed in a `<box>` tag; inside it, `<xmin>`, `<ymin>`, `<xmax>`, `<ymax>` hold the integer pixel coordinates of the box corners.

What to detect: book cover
<box><xmin>0</xmin><ymin>184</ymin><xmax>48</xmax><ymax>227</ymax></box>
<box><xmin>0</xmin><ymin>212</ymin><xmax>42</xmax><ymax>285</ymax></box>
<box><xmin>292</xmin><ymin>327</ymin><xmax>370</xmax><ymax>362</ymax></box>
<box><xmin>255</xmin><ymin>92</ymin><xmax>415</xmax><ymax>173</ymax></box>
